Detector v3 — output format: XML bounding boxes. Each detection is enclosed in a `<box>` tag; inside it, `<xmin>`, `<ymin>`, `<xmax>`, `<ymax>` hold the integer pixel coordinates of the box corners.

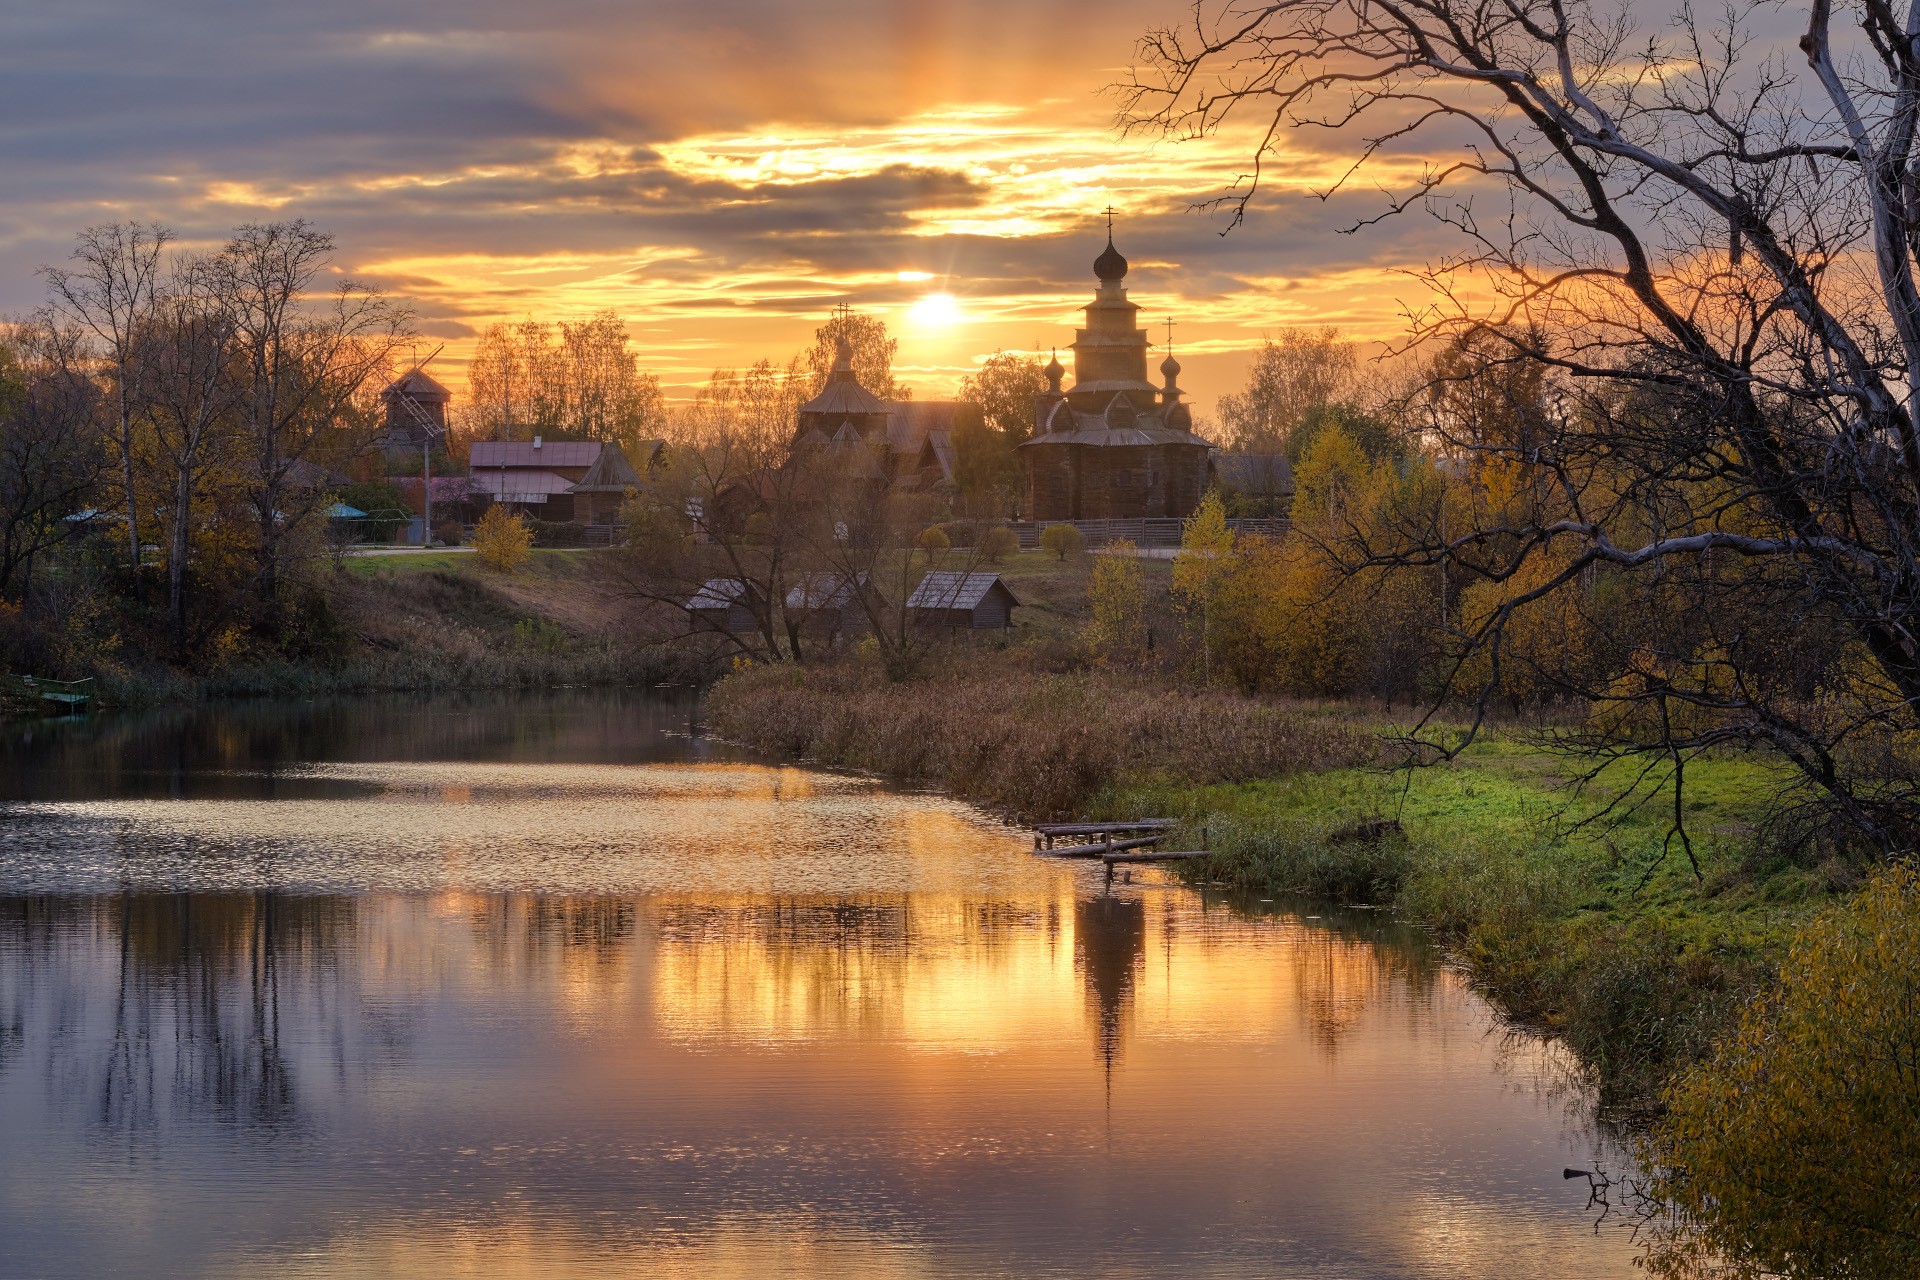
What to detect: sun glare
<box><xmin>910</xmin><ymin>292</ymin><xmax>962</xmax><ymax>328</ymax></box>
<box><xmin>897</xmin><ymin>270</ymin><xmax>934</xmax><ymax>282</ymax></box>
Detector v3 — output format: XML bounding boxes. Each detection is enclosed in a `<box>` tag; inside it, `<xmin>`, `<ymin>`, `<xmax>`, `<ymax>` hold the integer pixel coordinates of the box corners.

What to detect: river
<box><xmin>0</xmin><ymin>691</ymin><xmax>1639</xmax><ymax>1278</ymax></box>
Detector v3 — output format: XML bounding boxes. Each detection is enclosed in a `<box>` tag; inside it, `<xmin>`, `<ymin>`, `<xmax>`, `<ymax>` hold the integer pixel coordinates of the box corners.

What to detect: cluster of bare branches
<box><xmin>33</xmin><ymin>220</ymin><xmax>411</xmax><ymax>643</ymax></box>
<box><xmin>1123</xmin><ymin>0</ymin><xmax>1920</xmax><ymax>850</ymax></box>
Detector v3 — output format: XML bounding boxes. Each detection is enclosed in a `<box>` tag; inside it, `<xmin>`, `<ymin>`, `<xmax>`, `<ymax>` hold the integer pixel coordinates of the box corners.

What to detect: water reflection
<box><xmin>0</xmin><ymin>694</ymin><xmax>1635</xmax><ymax>1278</ymax></box>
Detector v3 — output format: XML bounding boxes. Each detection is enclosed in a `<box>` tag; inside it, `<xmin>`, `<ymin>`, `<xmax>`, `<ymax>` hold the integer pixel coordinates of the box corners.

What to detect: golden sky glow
<box><xmin>1</xmin><ymin>0</ymin><xmax>1476</xmax><ymax>416</ymax></box>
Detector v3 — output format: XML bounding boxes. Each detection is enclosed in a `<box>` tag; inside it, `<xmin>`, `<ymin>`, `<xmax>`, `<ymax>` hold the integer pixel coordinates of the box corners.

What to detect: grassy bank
<box><xmin>710</xmin><ymin>654</ymin><xmax>1848</xmax><ymax>1114</ymax></box>
<box><xmin>86</xmin><ymin>550</ymin><xmax>696</xmax><ymax>710</ymax></box>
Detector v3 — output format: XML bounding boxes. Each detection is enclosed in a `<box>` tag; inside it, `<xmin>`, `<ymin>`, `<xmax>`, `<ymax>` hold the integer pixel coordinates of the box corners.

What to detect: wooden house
<box><xmin>686</xmin><ymin>579</ymin><xmax>763</xmax><ymax>636</ymax></box>
<box><xmin>906</xmin><ymin>571</ymin><xmax>1020</xmax><ymax>630</ymax></box>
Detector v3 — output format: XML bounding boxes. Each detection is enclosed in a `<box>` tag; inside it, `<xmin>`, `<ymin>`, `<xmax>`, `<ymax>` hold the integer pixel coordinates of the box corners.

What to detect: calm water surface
<box><xmin>0</xmin><ymin>693</ymin><xmax>1637</xmax><ymax>1278</ymax></box>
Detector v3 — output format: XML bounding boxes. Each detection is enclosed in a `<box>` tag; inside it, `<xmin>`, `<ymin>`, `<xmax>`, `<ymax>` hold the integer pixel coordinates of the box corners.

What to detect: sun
<box><xmin>909</xmin><ymin>291</ymin><xmax>962</xmax><ymax>328</ymax></box>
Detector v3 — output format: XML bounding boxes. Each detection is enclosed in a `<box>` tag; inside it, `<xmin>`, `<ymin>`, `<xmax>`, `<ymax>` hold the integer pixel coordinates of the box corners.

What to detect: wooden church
<box><xmin>1019</xmin><ymin>231</ymin><xmax>1212</xmax><ymax>521</ymax></box>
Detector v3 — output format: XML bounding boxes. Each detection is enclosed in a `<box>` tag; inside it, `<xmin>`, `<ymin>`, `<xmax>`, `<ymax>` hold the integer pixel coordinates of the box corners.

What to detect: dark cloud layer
<box><xmin>1</xmin><ymin>0</ymin><xmax>1454</xmax><ymax>399</ymax></box>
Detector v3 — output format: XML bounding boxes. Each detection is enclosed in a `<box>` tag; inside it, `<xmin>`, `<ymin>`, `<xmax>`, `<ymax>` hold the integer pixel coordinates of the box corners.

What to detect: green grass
<box><xmin>337</xmin><ymin>547</ymin><xmax>598</xmax><ymax>578</ymax></box>
<box><xmin>1100</xmin><ymin>736</ymin><xmax>1844</xmax><ymax>1113</ymax></box>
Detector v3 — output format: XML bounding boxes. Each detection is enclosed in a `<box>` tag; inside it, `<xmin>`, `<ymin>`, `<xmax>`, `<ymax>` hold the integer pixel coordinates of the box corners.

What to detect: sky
<box><xmin>0</xmin><ymin>0</ymin><xmax>1451</xmax><ymax>415</ymax></box>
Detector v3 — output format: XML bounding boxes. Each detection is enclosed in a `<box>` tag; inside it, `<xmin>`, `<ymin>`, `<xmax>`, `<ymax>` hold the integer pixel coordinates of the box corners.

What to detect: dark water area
<box><xmin>0</xmin><ymin>693</ymin><xmax>1639</xmax><ymax>1278</ymax></box>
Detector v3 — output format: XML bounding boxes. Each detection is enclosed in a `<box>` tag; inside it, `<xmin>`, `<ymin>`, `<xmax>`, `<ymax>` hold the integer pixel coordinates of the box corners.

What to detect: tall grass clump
<box><xmin>707</xmin><ymin>660</ymin><xmax>1373</xmax><ymax>818</ymax></box>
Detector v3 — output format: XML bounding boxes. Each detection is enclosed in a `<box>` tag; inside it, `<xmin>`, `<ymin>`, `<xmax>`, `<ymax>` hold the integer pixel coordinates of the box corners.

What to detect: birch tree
<box><xmin>41</xmin><ymin>222</ymin><xmax>171</xmax><ymax>576</ymax></box>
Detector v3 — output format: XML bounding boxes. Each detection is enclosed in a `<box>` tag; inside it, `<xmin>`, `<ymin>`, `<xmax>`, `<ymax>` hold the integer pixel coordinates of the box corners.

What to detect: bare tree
<box><xmin>1122</xmin><ymin>0</ymin><xmax>1920</xmax><ymax>850</ymax></box>
<box><xmin>1217</xmin><ymin>327</ymin><xmax>1357</xmax><ymax>452</ymax></box>
<box><xmin>41</xmin><ymin>222</ymin><xmax>172</xmax><ymax>576</ymax></box>
<box><xmin>0</xmin><ymin>319</ymin><xmax>102</xmax><ymax>601</ymax></box>
<box><xmin>212</xmin><ymin>221</ymin><xmax>409</xmax><ymax>616</ymax></box>
<box><xmin>137</xmin><ymin>260</ymin><xmax>241</xmax><ymax>642</ymax></box>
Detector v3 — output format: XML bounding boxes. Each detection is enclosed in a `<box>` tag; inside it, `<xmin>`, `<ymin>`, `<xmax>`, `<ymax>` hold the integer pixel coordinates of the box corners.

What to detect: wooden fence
<box><xmin>1009</xmin><ymin>517</ymin><xmax>1287</xmax><ymax>550</ymax></box>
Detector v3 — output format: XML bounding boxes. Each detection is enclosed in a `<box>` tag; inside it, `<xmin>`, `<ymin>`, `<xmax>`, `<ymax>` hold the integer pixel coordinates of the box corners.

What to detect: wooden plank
<box><xmin>1032</xmin><ymin>819</ymin><xmax>1175</xmax><ymax>837</ymax></box>
<box><xmin>1035</xmin><ymin>834</ymin><xmax>1165</xmax><ymax>859</ymax></box>
<box><xmin>1101</xmin><ymin>850</ymin><xmax>1213</xmax><ymax>864</ymax></box>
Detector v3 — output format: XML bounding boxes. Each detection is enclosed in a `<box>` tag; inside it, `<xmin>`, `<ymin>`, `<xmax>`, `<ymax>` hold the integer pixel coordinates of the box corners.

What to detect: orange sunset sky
<box><xmin>1</xmin><ymin>0</ymin><xmax>1458</xmax><ymax>416</ymax></box>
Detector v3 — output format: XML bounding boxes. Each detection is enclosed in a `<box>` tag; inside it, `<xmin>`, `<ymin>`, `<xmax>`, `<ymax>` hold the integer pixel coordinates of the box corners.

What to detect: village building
<box><xmin>376</xmin><ymin>367</ymin><xmax>451</xmax><ymax>464</ymax></box>
<box><xmin>686</xmin><ymin>578</ymin><xmax>763</xmax><ymax>635</ymax></box>
<box><xmin>789</xmin><ymin>338</ymin><xmax>961</xmax><ymax>492</ymax></box>
<box><xmin>1019</xmin><ymin>232</ymin><xmax>1213</xmax><ymax>521</ymax></box>
<box><xmin>466</xmin><ymin>438</ymin><xmax>663</xmax><ymax>523</ymax></box>
<box><xmin>906</xmin><ymin>570</ymin><xmax>1020</xmax><ymax>630</ymax></box>
<box><xmin>784</xmin><ymin>571</ymin><xmax>879</xmax><ymax>641</ymax></box>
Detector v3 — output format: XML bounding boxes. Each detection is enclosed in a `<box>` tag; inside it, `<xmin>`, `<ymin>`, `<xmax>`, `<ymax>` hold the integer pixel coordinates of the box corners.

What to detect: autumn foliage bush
<box><xmin>472</xmin><ymin>506</ymin><xmax>532</xmax><ymax>573</ymax></box>
<box><xmin>707</xmin><ymin>658</ymin><xmax>1375</xmax><ymax>818</ymax></box>
<box><xmin>1640</xmin><ymin>863</ymin><xmax>1920</xmax><ymax>1280</ymax></box>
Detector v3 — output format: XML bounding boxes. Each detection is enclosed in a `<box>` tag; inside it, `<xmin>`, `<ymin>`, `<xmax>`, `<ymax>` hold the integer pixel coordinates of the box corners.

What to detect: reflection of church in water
<box><xmin>1074</xmin><ymin>894</ymin><xmax>1148</xmax><ymax>1069</ymax></box>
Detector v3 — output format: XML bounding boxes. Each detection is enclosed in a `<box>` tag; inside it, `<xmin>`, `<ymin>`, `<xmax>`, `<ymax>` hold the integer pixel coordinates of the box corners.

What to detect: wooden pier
<box><xmin>1026</xmin><ymin>816</ymin><xmax>1217</xmax><ymax>873</ymax></box>
<box><xmin>0</xmin><ymin>674</ymin><xmax>92</xmax><ymax>709</ymax></box>
<box><xmin>1032</xmin><ymin>819</ymin><xmax>1175</xmax><ymax>849</ymax></box>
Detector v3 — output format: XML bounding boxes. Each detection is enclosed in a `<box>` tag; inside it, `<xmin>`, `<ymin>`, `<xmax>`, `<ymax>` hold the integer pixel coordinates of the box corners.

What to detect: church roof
<box><xmin>800</xmin><ymin>336</ymin><xmax>888</xmax><ymax>416</ymax></box>
<box><xmin>1019</xmin><ymin>397</ymin><xmax>1212</xmax><ymax>450</ymax></box>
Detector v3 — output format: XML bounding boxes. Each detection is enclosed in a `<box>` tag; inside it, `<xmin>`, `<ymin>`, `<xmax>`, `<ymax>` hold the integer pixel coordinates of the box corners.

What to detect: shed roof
<box><xmin>688</xmin><ymin>578</ymin><xmax>758</xmax><ymax>610</ymax></box>
<box><xmin>785</xmin><ymin>571</ymin><xmax>870</xmax><ymax>610</ymax></box>
<box><xmin>470</xmin><ymin>440</ymin><xmax>602</xmax><ymax>469</ymax></box>
<box><xmin>906</xmin><ymin>571</ymin><xmax>1020</xmax><ymax>611</ymax></box>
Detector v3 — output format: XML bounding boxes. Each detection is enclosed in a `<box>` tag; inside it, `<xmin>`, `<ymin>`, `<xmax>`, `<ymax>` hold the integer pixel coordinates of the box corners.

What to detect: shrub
<box><xmin>1040</xmin><ymin>522</ymin><xmax>1083</xmax><ymax>561</ymax></box>
<box><xmin>915</xmin><ymin>525</ymin><xmax>951</xmax><ymax>562</ymax></box>
<box><xmin>472</xmin><ymin>506</ymin><xmax>533</xmax><ymax>573</ymax></box>
<box><xmin>980</xmin><ymin>525</ymin><xmax>1019</xmax><ymax>564</ymax></box>
<box><xmin>528</xmin><ymin>517</ymin><xmax>586</xmax><ymax>547</ymax></box>
<box><xmin>1641</xmin><ymin>863</ymin><xmax>1920</xmax><ymax>1280</ymax></box>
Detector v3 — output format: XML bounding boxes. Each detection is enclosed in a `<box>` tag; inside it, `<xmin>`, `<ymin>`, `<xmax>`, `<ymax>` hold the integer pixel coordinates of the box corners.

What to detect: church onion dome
<box><xmin>1160</xmin><ymin>352</ymin><xmax>1181</xmax><ymax>380</ymax></box>
<box><xmin>1093</xmin><ymin>236</ymin><xmax>1128</xmax><ymax>282</ymax></box>
<box><xmin>1044</xmin><ymin>350</ymin><xmax>1065</xmax><ymax>388</ymax></box>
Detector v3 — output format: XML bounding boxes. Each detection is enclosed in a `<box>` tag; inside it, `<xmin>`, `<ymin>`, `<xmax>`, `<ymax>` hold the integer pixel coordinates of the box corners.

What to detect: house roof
<box><xmin>470</xmin><ymin>439</ymin><xmax>602</xmax><ymax>469</ymax></box>
<box><xmin>569</xmin><ymin>443</ymin><xmax>644</xmax><ymax>493</ymax></box>
<box><xmin>906</xmin><ymin>571</ymin><xmax>1019</xmax><ymax>611</ymax></box>
<box><xmin>688</xmin><ymin>578</ymin><xmax>758</xmax><ymax>610</ymax></box>
<box><xmin>1213</xmin><ymin>453</ymin><xmax>1295</xmax><ymax>494</ymax></box>
<box><xmin>469</xmin><ymin>470</ymin><xmax>576</xmax><ymax>497</ymax></box>
<box><xmin>785</xmin><ymin>572</ymin><xmax>869</xmax><ymax>610</ymax></box>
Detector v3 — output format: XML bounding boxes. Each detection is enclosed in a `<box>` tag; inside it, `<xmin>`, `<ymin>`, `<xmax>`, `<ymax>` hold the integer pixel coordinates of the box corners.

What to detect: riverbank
<box><xmin>708</xmin><ymin>656</ymin><xmax>1848</xmax><ymax>1115</ymax></box>
<box><xmin>73</xmin><ymin>550</ymin><xmax>698</xmax><ymax>710</ymax></box>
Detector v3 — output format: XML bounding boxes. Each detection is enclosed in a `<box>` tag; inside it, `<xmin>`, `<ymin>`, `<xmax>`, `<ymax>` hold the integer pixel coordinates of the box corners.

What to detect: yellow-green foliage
<box><xmin>1172</xmin><ymin>489</ymin><xmax>1235</xmax><ymax>674</ymax></box>
<box><xmin>1083</xmin><ymin>540</ymin><xmax>1147</xmax><ymax>661</ymax></box>
<box><xmin>1039</xmin><ymin>522</ymin><xmax>1083</xmax><ymax>561</ymax></box>
<box><xmin>979</xmin><ymin>525</ymin><xmax>1019</xmax><ymax>564</ymax></box>
<box><xmin>471</xmin><ymin>506</ymin><xmax>532</xmax><ymax>573</ymax></box>
<box><xmin>915</xmin><ymin>524</ymin><xmax>951</xmax><ymax>562</ymax></box>
<box><xmin>1642</xmin><ymin>863</ymin><xmax>1920</xmax><ymax>1280</ymax></box>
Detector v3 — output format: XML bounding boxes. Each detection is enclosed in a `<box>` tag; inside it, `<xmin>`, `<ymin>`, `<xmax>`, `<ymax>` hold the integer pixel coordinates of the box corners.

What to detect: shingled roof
<box><xmin>569</xmin><ymin>443</ymin><xmax>644</xmax><ymax>493</ymax></box>
<box><xmin>906</xmin><ymin>571</ymin><xmax>1020</xmax><ymax>611</ymax></box>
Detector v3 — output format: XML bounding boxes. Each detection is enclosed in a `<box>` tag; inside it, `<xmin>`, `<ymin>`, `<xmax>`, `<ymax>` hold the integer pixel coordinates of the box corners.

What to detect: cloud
<box><xmin>0</xmin><ymin>0</ymin><xmax>1475</xmax><ymax>408</ymax></box>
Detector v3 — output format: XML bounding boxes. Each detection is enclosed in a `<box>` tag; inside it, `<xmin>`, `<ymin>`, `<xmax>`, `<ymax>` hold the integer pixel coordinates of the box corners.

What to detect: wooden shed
<box><xmin>686</xmin><ymin>578</ymin><xmax>763</xmax><ymax>636</ymax></box>
<box><xmin>784</xmin><ymin>571</ymin><xmax>877</xmax><ymax>640</ymax></box>
<box><xmin>906</xmin><ymin>571</ymin><xmax>1020</xmax><ymax>630</ymax></box>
